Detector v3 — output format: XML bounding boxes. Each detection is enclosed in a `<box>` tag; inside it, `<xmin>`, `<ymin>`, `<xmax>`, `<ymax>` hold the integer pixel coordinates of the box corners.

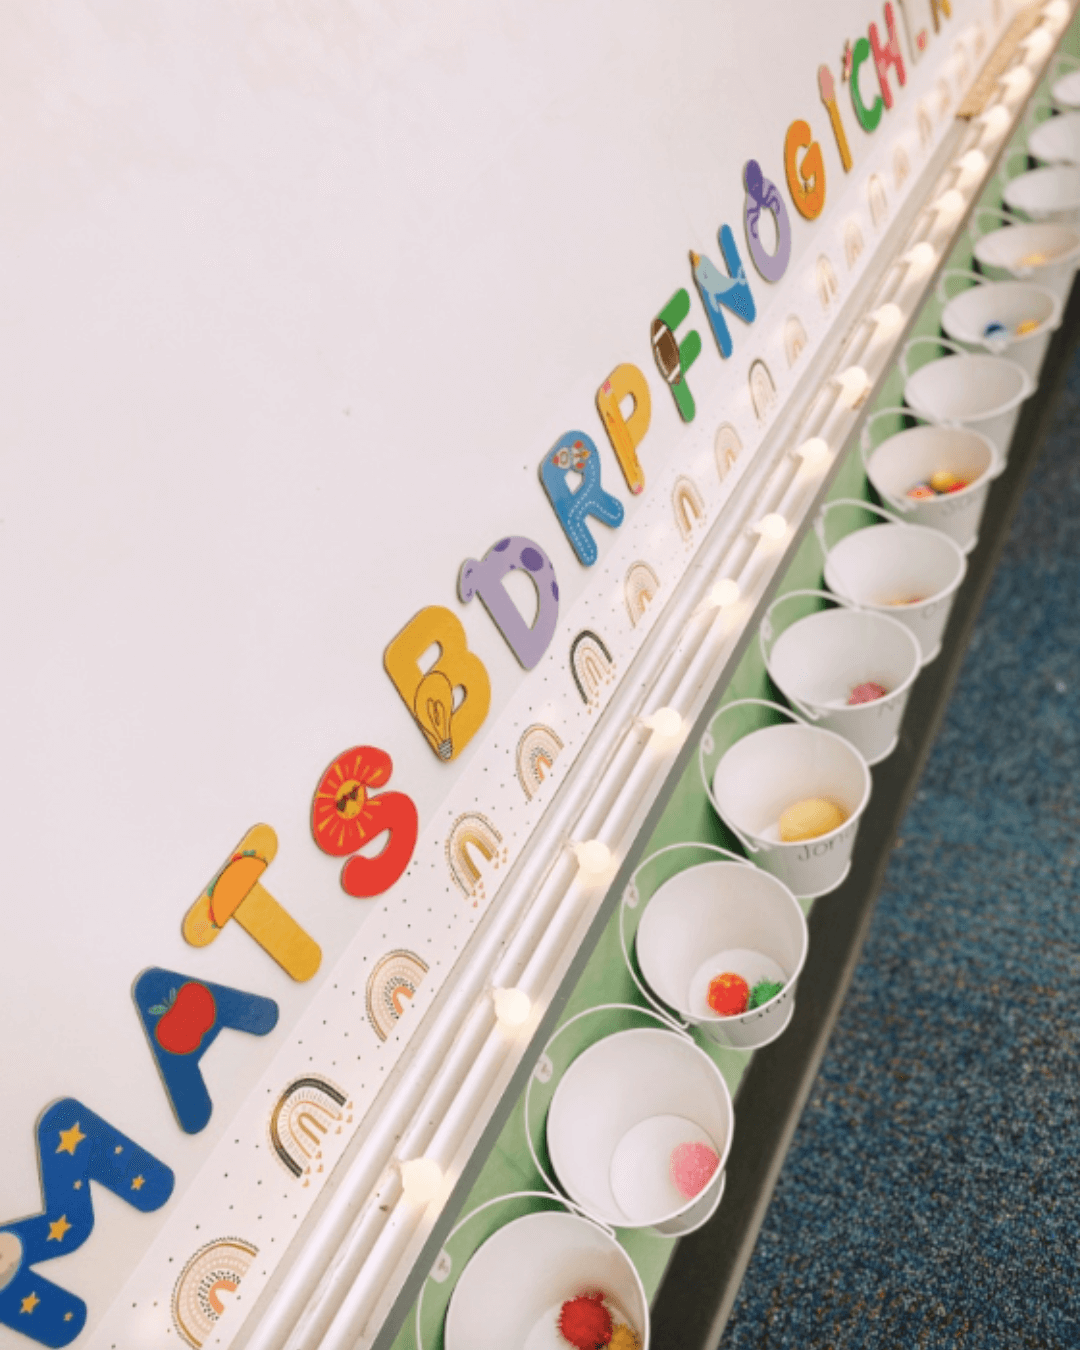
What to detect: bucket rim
<box><xmin>547</xmin><ymin>1026</ymin><xmax>733</xmax><ymax>1229</ymax></box>
<box><xmin>824</xmin><ymin>519</ymin><xmax>968</xmax><ymax>611</ymax></box>
<box><xmin>864</xmin><ymin>425</ymin><xmax>1000</xmax><ymax>508</ymax></box>
<box><xmin>765</xmin><ymin>606</ymin><xmax>923</xmax><ymax>712</ymax></box>
<box><xmin>711</xmin><ymin>720</ymin><xmax>873</xmax><ymax>849</ymax></box>
<box><xmin>939</xmin><ymin>279</ymin><xmax>1062</xmax><ymax>348</ymax></box>
<box><xmin>636</xmin><ymin>858</ymin><xmax>809</xmax><ymax>1026</ymax></box>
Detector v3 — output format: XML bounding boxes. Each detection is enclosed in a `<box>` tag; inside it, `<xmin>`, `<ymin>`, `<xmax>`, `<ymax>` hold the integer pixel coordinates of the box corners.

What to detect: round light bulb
<box><xmin>642</xmin><ymin>707</ymin><xmax>684</xmax><ymax>744</ymax></box>
<box><xmin>836</xmin><ymin>365</ymin><xmax>871</xmax><ymax>408</ymax></box>
<box><xmin>756</xmin><ymin>513</ymin><xmax>787</xmax><ymax>541</ymax></box>
<box><xmin>933</xmin><ymin>189</ymin><xmax>965</xmax><ymax>223</ymax></box>
<box><xmin>977</xmin><ymin>105</ymin><xmax>1011</xmax><ymax>143</ymax></box>
<box><xmin>796</xmin><ymin>436</ymin><xmax>830</xmax><ymax>466</ymax></box>
<box><xmin>400</xmin><ymin>1157</ymin><xmax>442</xmax><ymax>1204</ymax></box>
<box><xmin>492</xmin><ymin>987</ymin><xmax>531</xmax><ymax>1028</ymax></box>
<box><xmin>574</xmin><ymin>840</ymin><xmax>614</xmax><ymax>876</ymax></box>
<box><xmin>1023</xmin><ymin>27</ymin><xmax>1054</xmax><ymax>59</ymax></box>
<box><xmin>871</xmin><ymin>303</ymin><xmax>903</xmax><ymax>336</ymax></box>
<box><xmin>1044</xmin><ymin>0</ymin><xmax>1069</xmax><ymax>23</ymax></box>
<box><xmin>903</xmin><ymin>241</ymin><xmax>937</xmax><ymax>276</ymax></box>
<box><xmin>1001</xmin><ymin>66</ymin><xmax>1034</xmax><ymax>103</ymax></box>
<box><xmin>956</xmin><ymin>149</ymin><xmax>988</xmax><ymax>186</ymax></box>
<box><xmin>709</xmin><ymin>577</ymin><xmax>740</xmax><ymax>608</ymax></box>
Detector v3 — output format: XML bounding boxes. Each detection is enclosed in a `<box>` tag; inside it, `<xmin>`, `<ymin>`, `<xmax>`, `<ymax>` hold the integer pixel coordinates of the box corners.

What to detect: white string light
<box><xmin>977</xmin><ymin>104</ymin><xmax>1011</xmax><ymax>144</ymax></box>
<box><xmin>1000</xmin><ymin>66</ymin><xmax>1034</xmax><ymax>104</ymax></box>
<box><xmin>933</xmin><ymin>189</ymin><xmax>965</xmax><ymax>224</ymax></box>
<box><xmin>400</xmin><ymin>1157</ymin><xmax>443</xmax><ymax>1204</ymax></box>
<box><xmin>903</xmin><ymin>241</ymin><xmax>937</xmax><ymax>277</ymax></box>
<box><xmin>835</xmin><ymin>365</ymin><xmax>871</xmax><ymax>408</ymax></box>
<box><xmin>709</xmin><ymin>577</ymin><xmax>740</xmax><ymax>608</ymax></box>
<box><xmin>573</xmin><ymin>839</ymin><xmax>615</xmax><ymax>877</ymax></box>
<box><xmin>491</xmin><ymin>987</ymin><xmax>531</xmax><ymax>1028</ymax></box>
<box><xmin>795</xmin><ymin>436</ymin><xmax>830</xmax><ymax>466</ymax></box>
<box><xmin>640</xmin><ymin>706</ymin><xmax>684</xmax><ymax>747</ymax></box>
<box><xmin>870</xmin><ymin>303</ymin><xmax>903</xmax><ymax>336</ymax></box>
<box><xmin>754</xmin><ymin>513</ymin><xmax>788</xmax><ymax>541</ymax></box>
<box><xmin>1022</xmin><ymin>26</ymin><xmax>1054</xmax><ymax>60</ymax></box>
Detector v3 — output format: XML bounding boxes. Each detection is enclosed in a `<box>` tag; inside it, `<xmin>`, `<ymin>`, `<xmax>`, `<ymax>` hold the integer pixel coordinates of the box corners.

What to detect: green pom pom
<box><xmin>749</xmin><ymin>978</ymin><xmax>784</xmax><ymax>1009</ymax></box>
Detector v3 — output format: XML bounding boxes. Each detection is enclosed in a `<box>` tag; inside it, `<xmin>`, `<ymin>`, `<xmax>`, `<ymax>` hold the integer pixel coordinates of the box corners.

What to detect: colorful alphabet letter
<box><xmin>850</xmin><ymin>36</ymin><xmax>884</xmax><ymax>132</ymax></box>
<box><xmin>311</xmin><ymin>745</ymin><xmax>419</xmax><ymax>896</ymax></box>
<box><xmin>0</xmin><ymin>1098</ymin><xmax>173</xmax><ymax>1348</ymax></box>
<box><xmin>133</xmin><ymin>968</ymin><xmax>279</xmax><ymax>1134</ymax></box>
<box><xmin>182</xmin><ymin>825</ymin><xmax>322</xmax><ymax>981</ymax></box>
<box><xmin>870</xmin><ymin>3</ymin><xmax>906</xmax><ymax>110</ymax></box>
<box><xmin>459</xmin><ymin>536</ymin><xmax>559</xmax><ymax>669</ymax></box>
<box><xmin>384</xmin><ymin>606</ymin><xmax>492</xmax><ymax>760</ymax></box>
<box><xmin>650</xmin><ymin>290</ymin><xmax>702</xmax><ymax>422</ymax></box>
<box><xmin>785</xmin><ymin>120</ymin><xmax>827</xmax><ymax>220</ymax></box>
<box><xmin>596</xmin><ymin>364</ymin><xmax>652</xmax><ymax>496</ymax></box>
<box><xmin>818</xmin><ymin>64</ymin><xmax>853</xmax><ymax>171</ymax></box>
<box><xmin>690</xmin><ymin>227</ymin><xmax>757</xmax><ymax>360</ymax></box>
<box><xmin>743</xmin><ymin>161</ymin><xmax>792</xmax><ymax>283</ymax></box>
<box><xmin>539</xmin><ymin>432</ymin><xmax>625</xmax><ymax>567</ymax></box>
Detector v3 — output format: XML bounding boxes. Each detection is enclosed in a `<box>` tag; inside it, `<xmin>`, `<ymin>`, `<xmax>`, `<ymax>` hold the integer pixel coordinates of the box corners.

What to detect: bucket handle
<box><xmin>813</xmin><ymin>496</ymin><xmax>902</xmax><ymax>558</ymax></box>
<box><xmin>971</xmin><ymin>204</ymin><xmax>1023</xmax><ymax>238</ymax></box>
<box><xmin>414</xmin><ymin>1190</ymin><xmax>605</xmax><ymax>1350</ymax></box>
<box><xmin>524</xmin><ymin>1001</ymin><xmax>692</xmax><ymax>1202</ymax></box>
<box><xmin>935</xmin><ymin>267</ymin><xmax>988</xmax><ymax>302</ymax></box>
<box><xmin>899</xmin><ymin>334</ymin><xmax>969</xmax><ymax>382</ymax></box>
<box><xmin>699</xmin><ymin>698</ymin><xmax>810</xmax><ymax>853</ymax></box>
<box><xmin>759</xmin><ymin>591</ymin><xmax>855</xmax><ymax>713</ymax></box>
<box><xmin>620</xmin><ymin>841</ymin><xmax>756</xmax><ymax>1021</ymax></box>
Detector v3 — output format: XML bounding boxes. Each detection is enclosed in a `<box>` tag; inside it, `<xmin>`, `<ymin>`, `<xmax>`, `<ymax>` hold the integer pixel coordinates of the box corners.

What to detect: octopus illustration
<box><xmin>743</xmin><ymin>159</ymin><xmax>792</xmax><ymax>283</ymax></box>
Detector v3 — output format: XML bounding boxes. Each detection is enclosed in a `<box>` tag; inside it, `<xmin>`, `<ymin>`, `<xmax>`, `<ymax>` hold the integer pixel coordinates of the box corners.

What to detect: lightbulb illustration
<box><xmin>414</xmin><ymin>670</ymin><xmax>454</xmax><ymax>761</ymax></box>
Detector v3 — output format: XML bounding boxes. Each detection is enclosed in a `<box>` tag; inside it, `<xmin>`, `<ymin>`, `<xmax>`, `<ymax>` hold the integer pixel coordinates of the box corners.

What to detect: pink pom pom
<box><xmin>670</xmin><ymin>1141</ymin><xmax>719</xmax><ymax>1199</ymax></box>
<box><xmin>848</xmin><ymin>681</ymin><xmax>887</xmax><ymax>706</ymax></box>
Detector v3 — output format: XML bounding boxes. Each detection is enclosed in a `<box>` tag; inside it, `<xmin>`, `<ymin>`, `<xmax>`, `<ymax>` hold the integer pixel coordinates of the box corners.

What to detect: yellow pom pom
<box><xmin>1019</xmin><ymin>250</ymin><xmax>1048</xmax><ymax>267</ymax></box>
<box><xmin>779</xmin><ymin>797</ymin><xmax>848</xmax><ymax>842</ymax></box>
<box><xmin>609</xmin><ymin>1327</ymin><xmax>642</xmax><ymax>1350</ymax></box>
<box><xmin>929</xmin><ymin>470</ymin><xmax>957</xmax><ymax>493</ymax></box>
<box><xmin>1016</xmin><ymin>318</ymin><xmax>1040</xmax><ymax>336</ymax></box>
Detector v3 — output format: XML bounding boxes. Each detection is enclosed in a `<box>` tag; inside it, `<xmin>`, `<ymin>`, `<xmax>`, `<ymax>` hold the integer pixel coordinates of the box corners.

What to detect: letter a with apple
<box><xmin>133</xmin><ymin>967</ymin><xmax>279</xmax><ymax>1133</ymax></box>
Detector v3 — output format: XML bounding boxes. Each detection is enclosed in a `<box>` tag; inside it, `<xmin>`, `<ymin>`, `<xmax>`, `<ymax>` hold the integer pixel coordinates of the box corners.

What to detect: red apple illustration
<box><xmin>151</xmin><ymin>983</ymin><xmax>217</xmax><ymax>1055</ymax></box>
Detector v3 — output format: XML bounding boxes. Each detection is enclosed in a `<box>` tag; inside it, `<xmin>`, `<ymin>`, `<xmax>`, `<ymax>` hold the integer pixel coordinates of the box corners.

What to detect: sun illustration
<box><xmin>312</xmin><ymin>746</ymin><xmax>395</xmax><ymax>857</ymax></box>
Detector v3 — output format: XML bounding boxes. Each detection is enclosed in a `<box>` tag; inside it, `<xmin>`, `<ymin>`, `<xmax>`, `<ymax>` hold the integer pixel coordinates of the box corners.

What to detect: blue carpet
<box><xmin>720</xmin><ymin>349</ymin><xmax>1080</xmax><ymax>1349</ymax></box>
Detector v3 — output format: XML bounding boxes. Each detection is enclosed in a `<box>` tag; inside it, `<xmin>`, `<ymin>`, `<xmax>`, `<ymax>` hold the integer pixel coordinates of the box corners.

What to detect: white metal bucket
<box><xmin>972</xmin><ymin>207</ymin><xmax>1080</xmax><ymax>300</ymax></box>
<box><xmin>1003</xmin><ymin>163</ymin><xmax>1080</xmax><ymax>226</ymax></box>
<box><xmin>1029</xmin><ymin>111</ymin><xmax>1080</xmax><ymax>165</ymax></box>
<box><xmin>901</xmin><ymin>336</ymin><xmax>1034</xmax><ymax>458</ymax></box>
<box><xmin>861</xmin><ymin>407</ymin><xmax>1003</xmax><ymax>549</ymax></box>
<box><xmin>443</xmin><ymin>1209</ymin><xmax>649</xmax><ymax>1350</ymax></box>
<box><xmin>1052</xmin><ymin>64</ymin><xmax>1080</xmax><ymax>112</ymax></box>
<box><xmin>760</xmin><ymin>590</ymin><xmax>922</xmax><ymax>765</ymax></box>
<box><xmin>937</xmin><ymin>270</ymin><xmax>1062</xmax><ymax>380</ymax></box>
<box><xmin>700</xmin><ymin>699</ymin><xmax>871</xmax><ymax>899</ymax></box>
<box><xmin>546</xmin><ymin>1026</ymin><xmax>733</xmax><ymax>1236</ymax></box>
<box><xmin>629</xmin><ymin>844</ymin><xmax>808</xmax><ymax>1051</ymax></box>
<box><xmin>817</xmin><ymin>499</ymin><xmax>967</xmax><ymax>664</ymax></box>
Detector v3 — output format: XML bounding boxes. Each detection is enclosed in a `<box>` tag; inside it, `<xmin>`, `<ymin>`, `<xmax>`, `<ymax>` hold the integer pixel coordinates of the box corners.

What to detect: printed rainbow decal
<box><xmin>366</xmin><ymin>950</ymin><xmax>429</xmax><ymax>1040</ymax></box>
<box><xmin>844</xmin><ymin>219</ymin><xmax>865</xmax><ymax>269</ymax></box>
<box><xmin>714</xmin><ymin>423</ymin><xmax>743</xmax><ymax>481</ymax></box>
<box><xmin>625</xmin><ymin>561</ymin><xmax>661</xmax><ymax>626</ymax></box>
<box><xmin>816</xmin><ymin>254</ymin><xmax>840</xmax><ymax>310</ymax></box>
<box><xmin>569</xmin><ymin>629</ymin><xmax>616</xmax><ymax>708</ymax></box>
<box><xmin>749</xmin><ymin>359</ymin><xmax>777</xmax><ymax>424</ymax></box>
<box><xmin>672</xmin><ymin>475</ymin><xmax>706</xmax><ymax>541</ymax></box>
<box><xmin>784</xmin><ymin>315</ymin><xmax>808</xmax><ymax>368</ymax></box>
<box><xmin>868</xmin><ymin>173</ymin><xmax>888</xmax><ymax>227</ymax></box>
<box><xmin>516</xmin><ymin>724</ymin><xmax>565</xmax><ymax>800</ymax></box>
<box><xmin>172</xmin><ymin>1237</ymin><xmax>258</xmax><ymax>1349</ymax></box>
<box><xmin>445</xmin><ymin>812</ymin><xmax>506</xmax><ymax>903</ymax></box>
<box><xmin>936</xmin><ymin>74</ymin><xmax>951</xmax><ymax>118</ymax></box>
<box><xmin>917</xmin><ymin>99</ymin><xmax>933</xmax><ymax>147</ymax></box>
<box><xmin>269</xmin><ymin>1077</ymin><xmax>351</xmax><ymax>1181</ymax></box>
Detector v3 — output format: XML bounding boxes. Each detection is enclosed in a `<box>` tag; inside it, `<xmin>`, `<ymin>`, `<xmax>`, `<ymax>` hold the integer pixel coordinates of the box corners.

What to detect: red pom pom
<box><xmin>707</xmin><ymin>971</ymin><xmax>749</xmax><ymax>1016</ymax></box>
<box><xmin>558</xmin><ymin>1293</ymin><xmax>613</xmax><ymax>1349</ymax></box>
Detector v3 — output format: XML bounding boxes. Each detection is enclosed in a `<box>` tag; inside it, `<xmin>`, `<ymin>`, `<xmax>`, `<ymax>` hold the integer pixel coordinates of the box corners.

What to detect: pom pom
<box><xmin>906</xmin><ymin>482</ymin><xmax>935</xmax><ymax>500</ymax></box>
<box><xmin>558</xmin><ymin>1293</ymin><xmax>613</xmax><ymax>1349</ymax></box>
<box><xmin>929</xmin><ymin>470</ymin><xmax>958</xmax><ymax>493</ymax></box>
<box><xmin>944</xmin><ymin>480</ymin><xmax>968</xmax><ymax>494</ymax></box>
<box><xmin>749</xmin><ymin>978</ymin><xmax>785</xmax><ymax>1009</ymax></box>
<box><xmin>670</xmin><ymin>1141</ymin><xmax>720</xmax><ymax>1198</ymax></box>
<box><xmin>1019</xmin><ymin>250</ymin><xmax>1048</xmax><ymax>267</ymax></box>
<box><xmin>1016</xmin><ymin>318</ymin><xmax>1040</xmax><ymax>336</ymax></box>
<box><xmin>609</xmin><ymin>1327</ymin><xmax>642</xmax><ymax>1350</ymax></box>
<box><xmin>848</xmin><ymin>681</ymin><xmax>887</xmax><ymax>705</ymax></box>
<box><xmin>707</xmin><ymin>971</ymin><xmax>749</xmax><ymax>1015</ymax></box>
<box><xmin>779</xmin><ymin>797</ymin><xmax>848</xmax><ymax>842</ymax></box>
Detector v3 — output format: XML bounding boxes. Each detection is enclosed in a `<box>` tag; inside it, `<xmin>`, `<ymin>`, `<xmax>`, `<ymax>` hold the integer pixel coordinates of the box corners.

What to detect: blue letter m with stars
<box><xmin>0</xmin><ymin>1098</ymin><xmax>173</xmax><ymax>1348</ymax></box>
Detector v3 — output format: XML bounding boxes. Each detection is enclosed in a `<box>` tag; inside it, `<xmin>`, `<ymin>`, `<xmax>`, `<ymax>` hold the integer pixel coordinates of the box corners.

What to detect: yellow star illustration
<box><xmin>72</xmin><ymin>1180</ymin><xmax>82</xmax><ymax>1190</ymax></box>
<box><xmin>20</xmin><ymin>1293</ymin><xmax>40</xmax><ymax>1315</ymax></box>
<box><xmin>56</xmin><ymin>1123</ymin><xmax>85</xmax><ymax>1156</ymax></box>
<box><xmin>47</xmin><ymin>1215</ymin><xmax>72</xmax><ymax>1243</ymax></box>
<box><xmin>64</xmin><ymin>1313</ymin><xmax>74</xmax><ymax>1322</ymax></box>
<box><xmin>130</xmin><ymin>1175</ymin><xmax>145</xmax><ymax>1191</ymax></box>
